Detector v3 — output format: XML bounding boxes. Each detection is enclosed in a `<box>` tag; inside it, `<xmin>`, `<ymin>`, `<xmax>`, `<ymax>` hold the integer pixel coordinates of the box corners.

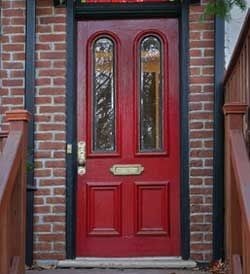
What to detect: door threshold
<box><xmin>57</xmin><ymin>257</ymin><xmax>196</xmax><ymax>269</ymax></box>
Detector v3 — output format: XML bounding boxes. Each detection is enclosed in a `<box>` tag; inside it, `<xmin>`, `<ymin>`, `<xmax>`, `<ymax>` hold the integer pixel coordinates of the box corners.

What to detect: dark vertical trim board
<box><xmin>213</xmin><ymin>16</ymin><xmax>225</xmax><ymax>260</ymax></box>
<box><xmin>180</xmin><ymin>0</ymin><xmax>190</xmax><ymax>260</ymax></box>
<box><xmin>66</xmin><ymin>0</ymin><xmax>77</xmax><ymax>259</ymax></box>
<box><xmin>66</xmin><ymin>2</ymin><xmax>190</xmax><ymax>258</ymax></box>
<box><xmin>25</xmin><ymin>0</ymin><xmax>36</xmax><ymax>266</ymax></box>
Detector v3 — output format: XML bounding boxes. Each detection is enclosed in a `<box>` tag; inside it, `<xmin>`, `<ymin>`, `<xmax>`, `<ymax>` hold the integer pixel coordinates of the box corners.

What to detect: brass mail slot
<box><xmin>110</xmin><ymin>164</ymin><xmax>144</xmax><ymax>176</ymax></box>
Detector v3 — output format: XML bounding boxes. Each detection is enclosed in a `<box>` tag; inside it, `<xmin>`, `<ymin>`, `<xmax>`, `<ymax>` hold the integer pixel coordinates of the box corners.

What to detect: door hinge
<box><xmin>67</xmin><ymin>144</ymin><xmax>72</xmax><ymax>154</ymax></box>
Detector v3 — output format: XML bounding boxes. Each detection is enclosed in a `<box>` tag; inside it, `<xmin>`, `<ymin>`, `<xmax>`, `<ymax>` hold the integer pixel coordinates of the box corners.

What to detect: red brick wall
<box><xmin>0</xmin><ymin>0</ymin><xmax>26</xmax><ymax>128</ymax></box>
<box><xmin>0</xmin><ymin>0</ymin><xmax>215</xmax><ymax>263</ymax></box>
<box><xmin>189</xmin><ymin>2</ymin><xmax>214</xmax><ymax>262</ymax></box>
<box><xmin>34</xmin><ymin>0</ymin><xmax>66</xmax><ymax>261</ymax></box>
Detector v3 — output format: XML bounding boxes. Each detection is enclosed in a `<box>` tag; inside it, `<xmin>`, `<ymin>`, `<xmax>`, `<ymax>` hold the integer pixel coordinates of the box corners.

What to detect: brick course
<box><xmin>0</xmin><ymin>0</ymin><xmax>215</xmax><ymax>263</ymax></box>
<box><xmin>34</xmin><ymin>0</ymin><xmax>66</xmax><ymax>260</ymax></box>
<box><xmin>0</xmin><ymin>0</ymin><xmax>26</xmax><ymax>128</ymax></box>
<box><xmin>189</xmin><ymin>1</ymin><xmax>214</xmax><ymax>262</ymax></box>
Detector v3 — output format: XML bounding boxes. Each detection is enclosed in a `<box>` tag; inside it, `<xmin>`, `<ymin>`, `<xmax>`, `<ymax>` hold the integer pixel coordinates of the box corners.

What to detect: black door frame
<box><xmin>65</xmin><ymin>0</ymin><xmax>190</xmax><ymax>259</ymax></box>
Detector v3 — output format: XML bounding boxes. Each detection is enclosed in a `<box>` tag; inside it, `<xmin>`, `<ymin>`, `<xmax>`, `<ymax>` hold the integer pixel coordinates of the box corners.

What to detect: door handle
<box><xmin>78</xmin><ymin>141</ymin><xmax>86</xmax><ymax>175</ymax></box>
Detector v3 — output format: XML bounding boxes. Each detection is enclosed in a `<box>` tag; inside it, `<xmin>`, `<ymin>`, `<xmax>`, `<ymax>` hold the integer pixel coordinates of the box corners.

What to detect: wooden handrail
<box><xmin>224</xmin><ymin>9</ymin><xmax>250</xmax><ymax>273</ymax></box>
<box><xmin>229</xmin><ymin>130</ymin><xmax>250</xmax><ymax>274</ymax></box>
<box><xmin>230</xmin><ymin>130</ymin><xmax>250</xmax><ymax>236</ymax></box>
<box><xmin>224</xmin><ymin>9</ymin><xmax>250</xmax><ymax>111</ymax></box>
<box><xmin>0</xmin><ymin>110</ymin><xmax>30</xmax><ymax>274</ymax></box>
<box><xmin>224</xmin><ymin>106</ymin><xmax>250</xmax><ymax>274</ymax></box>
<box><xmin>0</xmin><ymin>131</ymin><xmax>23</xmax><ymax>209</ymax></box>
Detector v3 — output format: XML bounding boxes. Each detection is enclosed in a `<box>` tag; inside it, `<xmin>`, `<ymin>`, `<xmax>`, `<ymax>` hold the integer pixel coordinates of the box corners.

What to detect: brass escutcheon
<box><xmin>110</xmin><ymin>164</ymin><xmax>144</xmax><ymax>176</ymax></box>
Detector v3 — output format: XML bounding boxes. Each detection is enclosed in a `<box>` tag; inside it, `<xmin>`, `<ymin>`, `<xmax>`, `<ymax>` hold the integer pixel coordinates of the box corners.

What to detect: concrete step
<box><xmin>26</xmin><ymin>268</ymin><xmax>210</xmax><ymax>274</ymax></box>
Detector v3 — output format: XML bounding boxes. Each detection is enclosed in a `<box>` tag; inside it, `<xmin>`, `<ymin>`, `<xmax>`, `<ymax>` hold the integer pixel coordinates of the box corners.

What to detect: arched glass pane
<box><xmin>93</xmin><ymin>38</ymin><xmax>115</xmax><ymax>152</ymax></box>
<box><xmin>139</xmin><ymin>36</ymin><xmax>163</xmax><ymax>152</ymax></box>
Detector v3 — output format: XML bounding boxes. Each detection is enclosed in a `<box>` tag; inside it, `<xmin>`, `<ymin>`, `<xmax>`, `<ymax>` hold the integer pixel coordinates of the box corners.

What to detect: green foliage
<box><xmin>202</xmin><ymin>0</ymin><xmax>247</xmax><ymax>20</ymax></box>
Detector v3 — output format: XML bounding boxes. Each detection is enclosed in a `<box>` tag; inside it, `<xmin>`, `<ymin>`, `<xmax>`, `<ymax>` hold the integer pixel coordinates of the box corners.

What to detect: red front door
<box><xmin>76</xmin><ymin>18</ymin><xmax>180</xmax><ymax>257</ymax></box>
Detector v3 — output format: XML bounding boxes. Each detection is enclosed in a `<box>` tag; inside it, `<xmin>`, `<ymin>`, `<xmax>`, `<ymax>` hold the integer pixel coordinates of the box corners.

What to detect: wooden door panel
<box><xmin>135</xmin><ymin>182</ymin><xmax>169</xmax><ymax>235</ymax></box>
<box><xmin>86</xmin><ymin>182</ymin><xmax>122</xmax><ymax>236</ymax></box>
<box><xmin>77</xmin><ymin>18</ymin><xmax>180</xmax><ymax>257</ymax></box>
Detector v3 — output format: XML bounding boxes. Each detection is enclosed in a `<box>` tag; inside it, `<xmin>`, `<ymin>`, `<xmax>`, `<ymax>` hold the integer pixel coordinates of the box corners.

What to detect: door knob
<box><xmin>78</xmin><ymin>141</ymin><xmax>86</xmax><ymax>175</ymax></box>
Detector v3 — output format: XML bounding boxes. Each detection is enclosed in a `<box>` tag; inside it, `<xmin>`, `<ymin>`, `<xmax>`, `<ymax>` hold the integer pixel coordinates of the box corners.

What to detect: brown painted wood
<box><xmin>9</xmin><ymin>257</ymin><xmax>20</xmax><ymax>274</ymax></box>
<box><xmin>0</xmin><ymin>110</ymin><xmax>30</xmax><ymax>274</ymax></box>
<box><xmin>230</xmin><ymin>130</ymin><xmax>250</xmax><ymax>274</ymax></box>
<box><xmin>5</xmin><ymin>109</ymin><xmax>31</xmax><ymax>122</ymax></box>
<box><xmin>224</xmin><ymin>11</ymin><xmax>250</xmax><ymax>153</ymax></box>
<box><xmin>224</xmin><ymin>104</ymin><xmax>246</xmax><ymax>273</ymax></box>
<box><xmin>224</xmin><ymin>82</ymin><xmax>250</xmax><ymax>274</ymax></box>
<box><xmin>232</xmin><ymin>255</ymin><xmax>243</xmax><ymax>274</ymax></box>
<box><xmin>230</xmin><ymin>130</ymin><xmax>250</xmax><ymax>226</ymax></box>
<box><xmin>224</xmin><ymin>15</ymin><xmax>250</xmax><ymax>273</ymax></box>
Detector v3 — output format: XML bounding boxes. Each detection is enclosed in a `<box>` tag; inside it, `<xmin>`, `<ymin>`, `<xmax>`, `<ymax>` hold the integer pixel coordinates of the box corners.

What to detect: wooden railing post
<box><xmin>224</xmin><ymin>103</ymin><xmax>247</xmax><ymax>273</ymax></box>
<box><xmin>5</xmin><ymin>110</ymin><xmax>30</xmax><ymax>274</ymax></box>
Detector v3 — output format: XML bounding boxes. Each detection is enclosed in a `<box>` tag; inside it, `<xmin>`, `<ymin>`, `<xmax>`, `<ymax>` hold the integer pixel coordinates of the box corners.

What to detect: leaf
<box><xmin>209</xmin><ymin>259</ymin><xmax>226</xmax><ymax>273</ymax></box>
<box><xmin>202</xmin><ymin>0</ymin><xmax>246</xmax><ymax>21</ymax></box>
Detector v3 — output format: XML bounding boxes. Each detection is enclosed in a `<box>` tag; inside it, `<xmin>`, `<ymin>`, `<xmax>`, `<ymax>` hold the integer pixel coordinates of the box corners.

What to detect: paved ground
<box><xmin>26</xmin><ymin>268</ymin><xmax>210</xmax><ymax>274</ymax></box>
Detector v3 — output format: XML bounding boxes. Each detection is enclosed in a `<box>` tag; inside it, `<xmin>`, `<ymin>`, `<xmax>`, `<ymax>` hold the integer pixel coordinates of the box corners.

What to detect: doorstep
<box><xmin>56</xmin><ymin>257</ymin><xmax>197</xmax><ymax>269</ymax></box>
